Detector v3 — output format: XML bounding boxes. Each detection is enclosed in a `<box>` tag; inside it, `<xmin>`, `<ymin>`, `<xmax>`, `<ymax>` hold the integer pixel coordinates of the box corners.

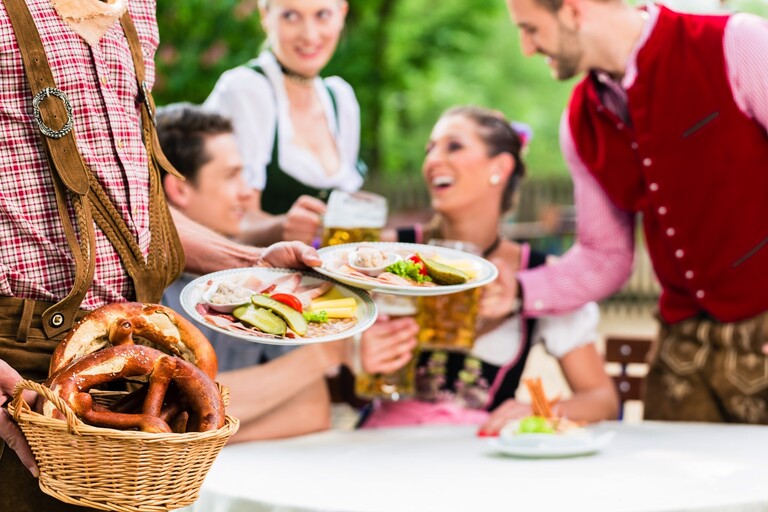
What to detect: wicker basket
<box><xmin>8</xmin><ymin>379</ymin><xmax>239</xmax><ymax>512</ymax></box>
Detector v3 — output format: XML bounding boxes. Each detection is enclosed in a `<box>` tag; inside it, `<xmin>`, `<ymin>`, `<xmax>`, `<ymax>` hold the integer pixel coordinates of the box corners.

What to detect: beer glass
<box><xmin>321</xmin><ymin>190</ymin><xmax>388</xmax><ymax>247</ymax></box>
<box><xmin>355</xmin><ymin>294</ymin><xmax>418</xmax><ymax>401</ymax></box>
<box><xmin>416</xmin><ymin>240</ymin><xmax>481</xmax><ymax>352</ymax></box>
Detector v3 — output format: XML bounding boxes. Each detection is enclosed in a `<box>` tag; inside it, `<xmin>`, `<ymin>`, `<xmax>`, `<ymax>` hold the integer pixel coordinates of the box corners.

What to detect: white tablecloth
<box><xmin>182</xmin><ymin>422</ymin><xmax>768</xmax><ymax>512</ymax></box>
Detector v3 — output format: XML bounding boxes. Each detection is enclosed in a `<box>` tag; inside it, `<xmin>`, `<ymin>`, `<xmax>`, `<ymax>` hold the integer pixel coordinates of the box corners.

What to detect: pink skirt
<box><xmin>362</xmin><ymin>400</ymin><xmax>489</xmax><ymax>429</ymax></box>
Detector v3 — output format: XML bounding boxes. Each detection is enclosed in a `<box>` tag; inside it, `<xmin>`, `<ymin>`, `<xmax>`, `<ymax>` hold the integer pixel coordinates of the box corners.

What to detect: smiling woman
<box><xmin>204</xmin><ymin>0</ymin><xmax>365</xmax><ymax>247</ymax></box>
<box><xmin>362</xmin><ymin>106</ymin><xmax>619</xmax><ymax>431</ymax></box>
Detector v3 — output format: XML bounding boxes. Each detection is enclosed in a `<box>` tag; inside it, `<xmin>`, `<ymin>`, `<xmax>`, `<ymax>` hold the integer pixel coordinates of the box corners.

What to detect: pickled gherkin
<box><xmin>233</xmin><ymin>304</ymin><xmax>286</xmax><ymax>336</ymax></box>
<box><xmin>251</xmin><ymin>294</ymin><xmax>308</xmax><ymax>336</ymax></box>
<box><xmin>418</xmin><ymin>254</ymin><xmax>470</xmax><ymax>285</ymax></box>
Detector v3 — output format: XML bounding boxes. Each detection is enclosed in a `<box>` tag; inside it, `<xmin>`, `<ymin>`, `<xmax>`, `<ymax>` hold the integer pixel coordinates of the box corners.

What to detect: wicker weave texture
<box><xmin>9</xmin><ymin>379</ymin><xmax>239</xmax><ymax>512</ymax></box>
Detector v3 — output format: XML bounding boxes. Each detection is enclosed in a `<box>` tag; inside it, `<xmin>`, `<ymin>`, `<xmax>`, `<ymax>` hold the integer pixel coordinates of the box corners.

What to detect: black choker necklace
<box><xmin>483</xmin><ymin>235</ymin><xmax>502</xmax><ymax>258</ymax></box>
<box><xmin>278</xmin><ymin>62</ymin><xmax>316</xmax><ymax>86</ymax></box>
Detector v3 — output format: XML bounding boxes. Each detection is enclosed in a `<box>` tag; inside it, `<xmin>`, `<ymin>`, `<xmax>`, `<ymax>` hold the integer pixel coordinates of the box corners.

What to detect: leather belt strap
<box><xmin>1</xmin><ymin>0</ymin><xmax>185</xmax><ymax>337</ymax></box>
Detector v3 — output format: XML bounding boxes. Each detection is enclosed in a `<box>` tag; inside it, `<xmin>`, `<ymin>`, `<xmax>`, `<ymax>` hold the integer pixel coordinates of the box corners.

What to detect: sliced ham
<box><xmin>337</xmin><ymin>265</ymin><xmax>383</xmax><ymax>283</ymax></box>
<box><xmin>204</xmin><ymin>314</ymin><xmax>238</xmax><ymax>329</ymax></box>
<box><xmin>295</xmin><ymin>281</ymin><xmax>334</xmax><ymax>308</ymax></box>
<box><xmin>376</xmin><ymin>272</ymin><xmax>414</xmax><ymax>286</ymax></box>
<box><xmin>259</xmin><ymin>273</ymin><xmax>302</xmax><ymax>294</ymax></box>
<box><xmin>241</xmin><ymin>275</ymin><xmax>263</xmax><ymax>291</ymax></box>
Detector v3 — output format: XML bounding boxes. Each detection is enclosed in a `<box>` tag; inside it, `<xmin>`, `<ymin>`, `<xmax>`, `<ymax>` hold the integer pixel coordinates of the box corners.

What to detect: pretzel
<box><xmin>40</xmin><ymin>344</ymin><xmax>225</xmax><ymax>433</ymax></box>
<box><xmin>49</xmin><ymin>302</ymin><xmax>218</xmax><ymax>379</ymax></box>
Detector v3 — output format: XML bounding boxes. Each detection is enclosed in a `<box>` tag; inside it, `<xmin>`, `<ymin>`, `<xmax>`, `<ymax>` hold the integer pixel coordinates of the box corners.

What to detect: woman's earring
<box><xmin>489</xmin><ymin>174</ymin><xmax>501</xmax><ymax>186</ymax></box>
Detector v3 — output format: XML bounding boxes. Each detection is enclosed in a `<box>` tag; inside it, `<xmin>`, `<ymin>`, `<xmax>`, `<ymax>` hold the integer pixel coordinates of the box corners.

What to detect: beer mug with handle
<box><xmin>321</xmin><ymin>191</ymin><xmax>388</xmax><ymax>247</ymax></box>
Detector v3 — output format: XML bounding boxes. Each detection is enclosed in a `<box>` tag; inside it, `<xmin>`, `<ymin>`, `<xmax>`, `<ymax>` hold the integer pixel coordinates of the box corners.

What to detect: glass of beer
<box><xmin>355</xmin><ymin>293</ymin><xmax>419</xmax><ymax>401</ymax></box>
<box><xmin>321</xmin><ymin>191</ymin><xmax>388</xmax><ymax>247</ymax></box>
<box><xmin>416</xmin><ymin>240</ymin><xmax>481</xmax><ymax>352</ymax></box>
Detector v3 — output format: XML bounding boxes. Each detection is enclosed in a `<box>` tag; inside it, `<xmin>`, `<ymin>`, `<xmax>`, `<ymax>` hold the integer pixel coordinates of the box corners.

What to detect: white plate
<box><xmin>180</xmin><ymin>268</ymin><xmax>377</xmax><ymax>345</ymax></box>
<box><xmin>488</xmin><ymin>430</ymin><xmax>616</xmax><ymax>459</ymax></box>
<box><xmin>314</xmin><ymin>242</ymin><xmax>498</xmax><ymax>297</ymax></box>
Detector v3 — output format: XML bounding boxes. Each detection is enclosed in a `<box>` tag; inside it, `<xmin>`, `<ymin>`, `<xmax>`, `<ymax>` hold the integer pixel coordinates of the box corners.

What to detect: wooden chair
<box><xmin>604</xmin><ymin>336</ymin><xmax>654</xmax><ymax>419</ymax></box>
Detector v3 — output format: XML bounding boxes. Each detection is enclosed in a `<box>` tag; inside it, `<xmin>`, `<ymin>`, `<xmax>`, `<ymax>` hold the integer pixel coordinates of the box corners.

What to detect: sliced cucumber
<box><xmin>233</xmin><ymin>304</ymin><xmax>287</xmax><ymax>336</ymax></box>
<box><xmin>251</xmin><ymin>294</ymin><xmax>308</xmax><ymax>336</ymax></box>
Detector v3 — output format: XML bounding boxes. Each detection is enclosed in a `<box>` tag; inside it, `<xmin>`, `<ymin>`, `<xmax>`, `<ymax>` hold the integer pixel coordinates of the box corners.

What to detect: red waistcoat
<box><xmin>568</xmin><ymin>6</ymin><xmax>768</xmax><ymax>323</ymax></box>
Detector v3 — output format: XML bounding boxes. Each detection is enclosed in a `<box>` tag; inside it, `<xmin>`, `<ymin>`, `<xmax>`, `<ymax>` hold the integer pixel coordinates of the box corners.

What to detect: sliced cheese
<box><xmin>311</xmin><ymin>306</ymin><xmax>356</xmax><ymax>319</ymax></box>
<box><xmin>311</xmin><ymin>297</ymin><xmax>357</xmax><ymax>310</ymax></box>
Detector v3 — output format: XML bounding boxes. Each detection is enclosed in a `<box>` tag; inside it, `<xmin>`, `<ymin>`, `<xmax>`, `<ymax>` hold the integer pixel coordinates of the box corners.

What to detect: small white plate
<box><xmin>180</xmin><ymin>268</ymin><xmax>377</xmax><ymax>345</ymax></box>
<box><xmin>488</xmin><ymin>430</ymin><xmax>615</xmax><ymax>459</ymax></box>
<box><xmin>347</xmin><ymin>250</ymin><xmax>402</xmax><ymax>277</ymax></box>
<box><xmin>314</xmin><ymin>242</ymin><xmax>498</xmax><ymax>297</ymax></box>
<box><xmin>202</xmin><ymin>281</ymin><xmax>253</xmax><ymax>313</ymax></box>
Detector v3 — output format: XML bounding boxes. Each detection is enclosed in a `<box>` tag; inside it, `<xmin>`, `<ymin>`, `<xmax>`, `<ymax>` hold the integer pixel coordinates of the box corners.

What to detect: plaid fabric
<box><xmin>0</xmin><ymin>0</ymin><xmax>158</xmax><ymax>309</ymax></box>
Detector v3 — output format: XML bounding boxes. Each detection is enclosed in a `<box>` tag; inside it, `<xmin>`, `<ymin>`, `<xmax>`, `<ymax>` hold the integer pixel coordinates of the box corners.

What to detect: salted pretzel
<box><xmin>41</xmin><ymin>344</ymin><xmax>225</xmax><ymax>433</ymax></box>
<box><xmin>49</xmin><ymin>302</ymin><xmax>217</xmax><ymax>379</ymax></box>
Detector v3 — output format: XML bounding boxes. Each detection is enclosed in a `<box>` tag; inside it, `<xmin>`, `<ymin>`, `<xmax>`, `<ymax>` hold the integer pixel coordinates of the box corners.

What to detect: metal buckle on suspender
<box><xmin>140</xmin><ymin>80</ymin><xmax>156</xmax><ymax>125</ymax></box>
<box><xmin>32</xmin><ymin>87</ymin><xmax>74</xmax><ymax>139</ymax></box>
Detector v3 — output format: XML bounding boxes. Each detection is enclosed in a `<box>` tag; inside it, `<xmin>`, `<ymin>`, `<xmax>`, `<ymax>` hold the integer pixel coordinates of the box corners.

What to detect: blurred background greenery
<box><xmin>153</xmin><ymin>0</ymin><xmax>768</xmax><ymax>184</ymax></box>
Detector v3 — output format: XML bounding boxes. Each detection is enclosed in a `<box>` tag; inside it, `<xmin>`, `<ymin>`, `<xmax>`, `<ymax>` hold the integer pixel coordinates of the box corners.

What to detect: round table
<box><xmin>182</xmin><ymin>422</ymin><xmax>768</xmax><ymax>512</ymax></box>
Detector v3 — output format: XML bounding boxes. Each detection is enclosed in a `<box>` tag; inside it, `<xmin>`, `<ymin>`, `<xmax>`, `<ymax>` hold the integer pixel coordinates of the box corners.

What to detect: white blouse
<box><xmin>204</xmin><ymin>51</ymin><xmax>363</xmax><ymax>192</ymax></box>
<box><xmin>471</xmin><ymin>302</ymin><xmax>600</xmax><ymax>366</ymax></box>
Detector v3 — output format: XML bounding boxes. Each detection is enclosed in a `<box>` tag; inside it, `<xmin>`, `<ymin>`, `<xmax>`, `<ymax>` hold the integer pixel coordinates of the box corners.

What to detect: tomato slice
<box><xmin>269</xmin><ymin>293</ymin><xmax>303</xmax><ymax>312</ymax></box>
<box><xmin>407</xmin><ymin>255</ymin><xmax>428</xmax><ymax>276</ymax></box>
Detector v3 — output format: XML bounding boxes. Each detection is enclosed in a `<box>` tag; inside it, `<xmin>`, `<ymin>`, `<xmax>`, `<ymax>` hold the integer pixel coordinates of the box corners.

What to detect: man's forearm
<box><xmin>236</xmin><ymin>210</ymin><xmax>286</xmax><ymax>247</ymax></box>
<box><xmin>216</xmin><ymin>344</ymin><xmax>335</xmax><ymax>425</ymax></box>
<box><xmin>170</xmin><ymin>207</ymin><xmax>263</xmax><ymax>275</ymax></box>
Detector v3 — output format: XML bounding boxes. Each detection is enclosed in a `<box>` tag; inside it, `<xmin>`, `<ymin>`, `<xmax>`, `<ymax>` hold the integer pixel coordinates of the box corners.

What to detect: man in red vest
<box><xmin>488</xmin><ymin>0</ymin><xmax>768</xmax><ymax>423</ymax></box>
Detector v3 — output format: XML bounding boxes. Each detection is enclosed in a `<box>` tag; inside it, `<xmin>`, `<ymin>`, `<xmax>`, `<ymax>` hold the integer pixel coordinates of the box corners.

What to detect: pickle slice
<box><xmin>420</xmin><ymin>255</ymin><xmax>470</xmax><ymax>285</ymax></box>
<box><xmin>233</xmin><ymin>304</ymin><xmax>287</xmax><ymax>336</ymax></box>
<box><xmin>251</xmin><ymin>294</ymin><xmax>308</xmax><ymax>336</ymax></box>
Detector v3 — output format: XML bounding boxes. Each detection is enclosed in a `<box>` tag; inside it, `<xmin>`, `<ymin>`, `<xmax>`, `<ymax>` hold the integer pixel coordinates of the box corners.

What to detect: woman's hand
<box><xmin>259</xmin><ymin>241</ymin><xmax>322</xmax><ymax>269</ymax></box>
<box><xmin>360</xmin><ymin>316</ymin><xmax>419</xmax><ymax>374</ymax></box>
<box><xmin>0</xmin><ymin>359</ymin><xmax>38</xmax><ymax>477</ymax></box>
<box><xmin>477</xmin><ymin>399</ymin><xmax>532</xmax><ymax>436</ymax></box>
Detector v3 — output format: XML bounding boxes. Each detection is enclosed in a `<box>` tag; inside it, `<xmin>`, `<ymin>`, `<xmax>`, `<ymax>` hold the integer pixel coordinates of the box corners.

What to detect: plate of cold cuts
<box><xmin>314</xmin><ymin>242</ymin><xmax>498</xmax><ymax>297</ymax></box>
<box><xmin>180</xmin><ymin>267</ymin><xmax>377</xmax><ymax>345</ymax></box>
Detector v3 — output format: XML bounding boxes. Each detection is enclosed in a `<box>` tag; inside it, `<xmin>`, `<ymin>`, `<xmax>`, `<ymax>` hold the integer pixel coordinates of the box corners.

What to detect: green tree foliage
<box><xmin>154</xmin><ymin>0</ymin><xmax>574</xmax><ymax>178</ymax></box>
<box><xmin>154</xmin><ymin>0</ymin><xmax>264</xmax><ymax>102</ymax></box>
<box><xmin>154</xmin><ymin>0</ymin><xmax>768</xmax><ymax>181</ymax></box>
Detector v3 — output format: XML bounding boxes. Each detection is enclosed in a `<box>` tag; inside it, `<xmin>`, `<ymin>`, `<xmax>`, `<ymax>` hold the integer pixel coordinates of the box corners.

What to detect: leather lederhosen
<box><xmin>644</xmin><ymin>312</ymin><xmax>768</xmax><ymax>424</ymax></box>
<box><xmin>0</xmin><ymin>1</ymin><xmax>185</xmax><ymax>510</ymax></box>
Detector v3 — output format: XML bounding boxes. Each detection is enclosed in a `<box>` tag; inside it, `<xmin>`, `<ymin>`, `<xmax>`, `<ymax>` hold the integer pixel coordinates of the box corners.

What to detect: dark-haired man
<box><xmin>157</xmin><ymin>103</ymin><xmax>417</xmax><ymax>442</ymax></box>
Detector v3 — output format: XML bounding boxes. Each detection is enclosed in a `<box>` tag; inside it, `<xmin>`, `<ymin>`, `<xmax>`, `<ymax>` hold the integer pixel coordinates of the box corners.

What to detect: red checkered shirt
<box><xmin>0</xmin><ymin>0</ymin><xmax>158</xmax><ymax>309</ymax></box>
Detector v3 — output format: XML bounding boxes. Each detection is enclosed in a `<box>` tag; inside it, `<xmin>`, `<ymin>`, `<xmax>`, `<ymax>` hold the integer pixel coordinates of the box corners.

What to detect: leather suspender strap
<box><xmin>2</xmin><ymin>0</ymin><xmax>96</xmax><ymax>338</ymax></box>
<box><xmin>1</xmin><ymin>0</ymin><xmax>90</xmax><ymax>197</ymax></box>
<box><xmin>116</xmin><ymin>13</ymin><xmax>185</xmax><ymax>302</ymax></box>
<box><xmin>119</xmin><ymin>13</ymin><xmax>183</xmax><ymax>181</ymax></box>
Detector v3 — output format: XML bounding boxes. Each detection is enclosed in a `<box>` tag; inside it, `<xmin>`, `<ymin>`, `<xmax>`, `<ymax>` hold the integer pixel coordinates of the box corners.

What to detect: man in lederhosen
<box><xmin>0</xmin><ymin>0</ymin><xmax>320</xmax><ymax>510</ymax></box>
<box><xmin>482</xmin><ymin>0</ymin><xmax>768</xmax><ymax>428</ymax></box>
